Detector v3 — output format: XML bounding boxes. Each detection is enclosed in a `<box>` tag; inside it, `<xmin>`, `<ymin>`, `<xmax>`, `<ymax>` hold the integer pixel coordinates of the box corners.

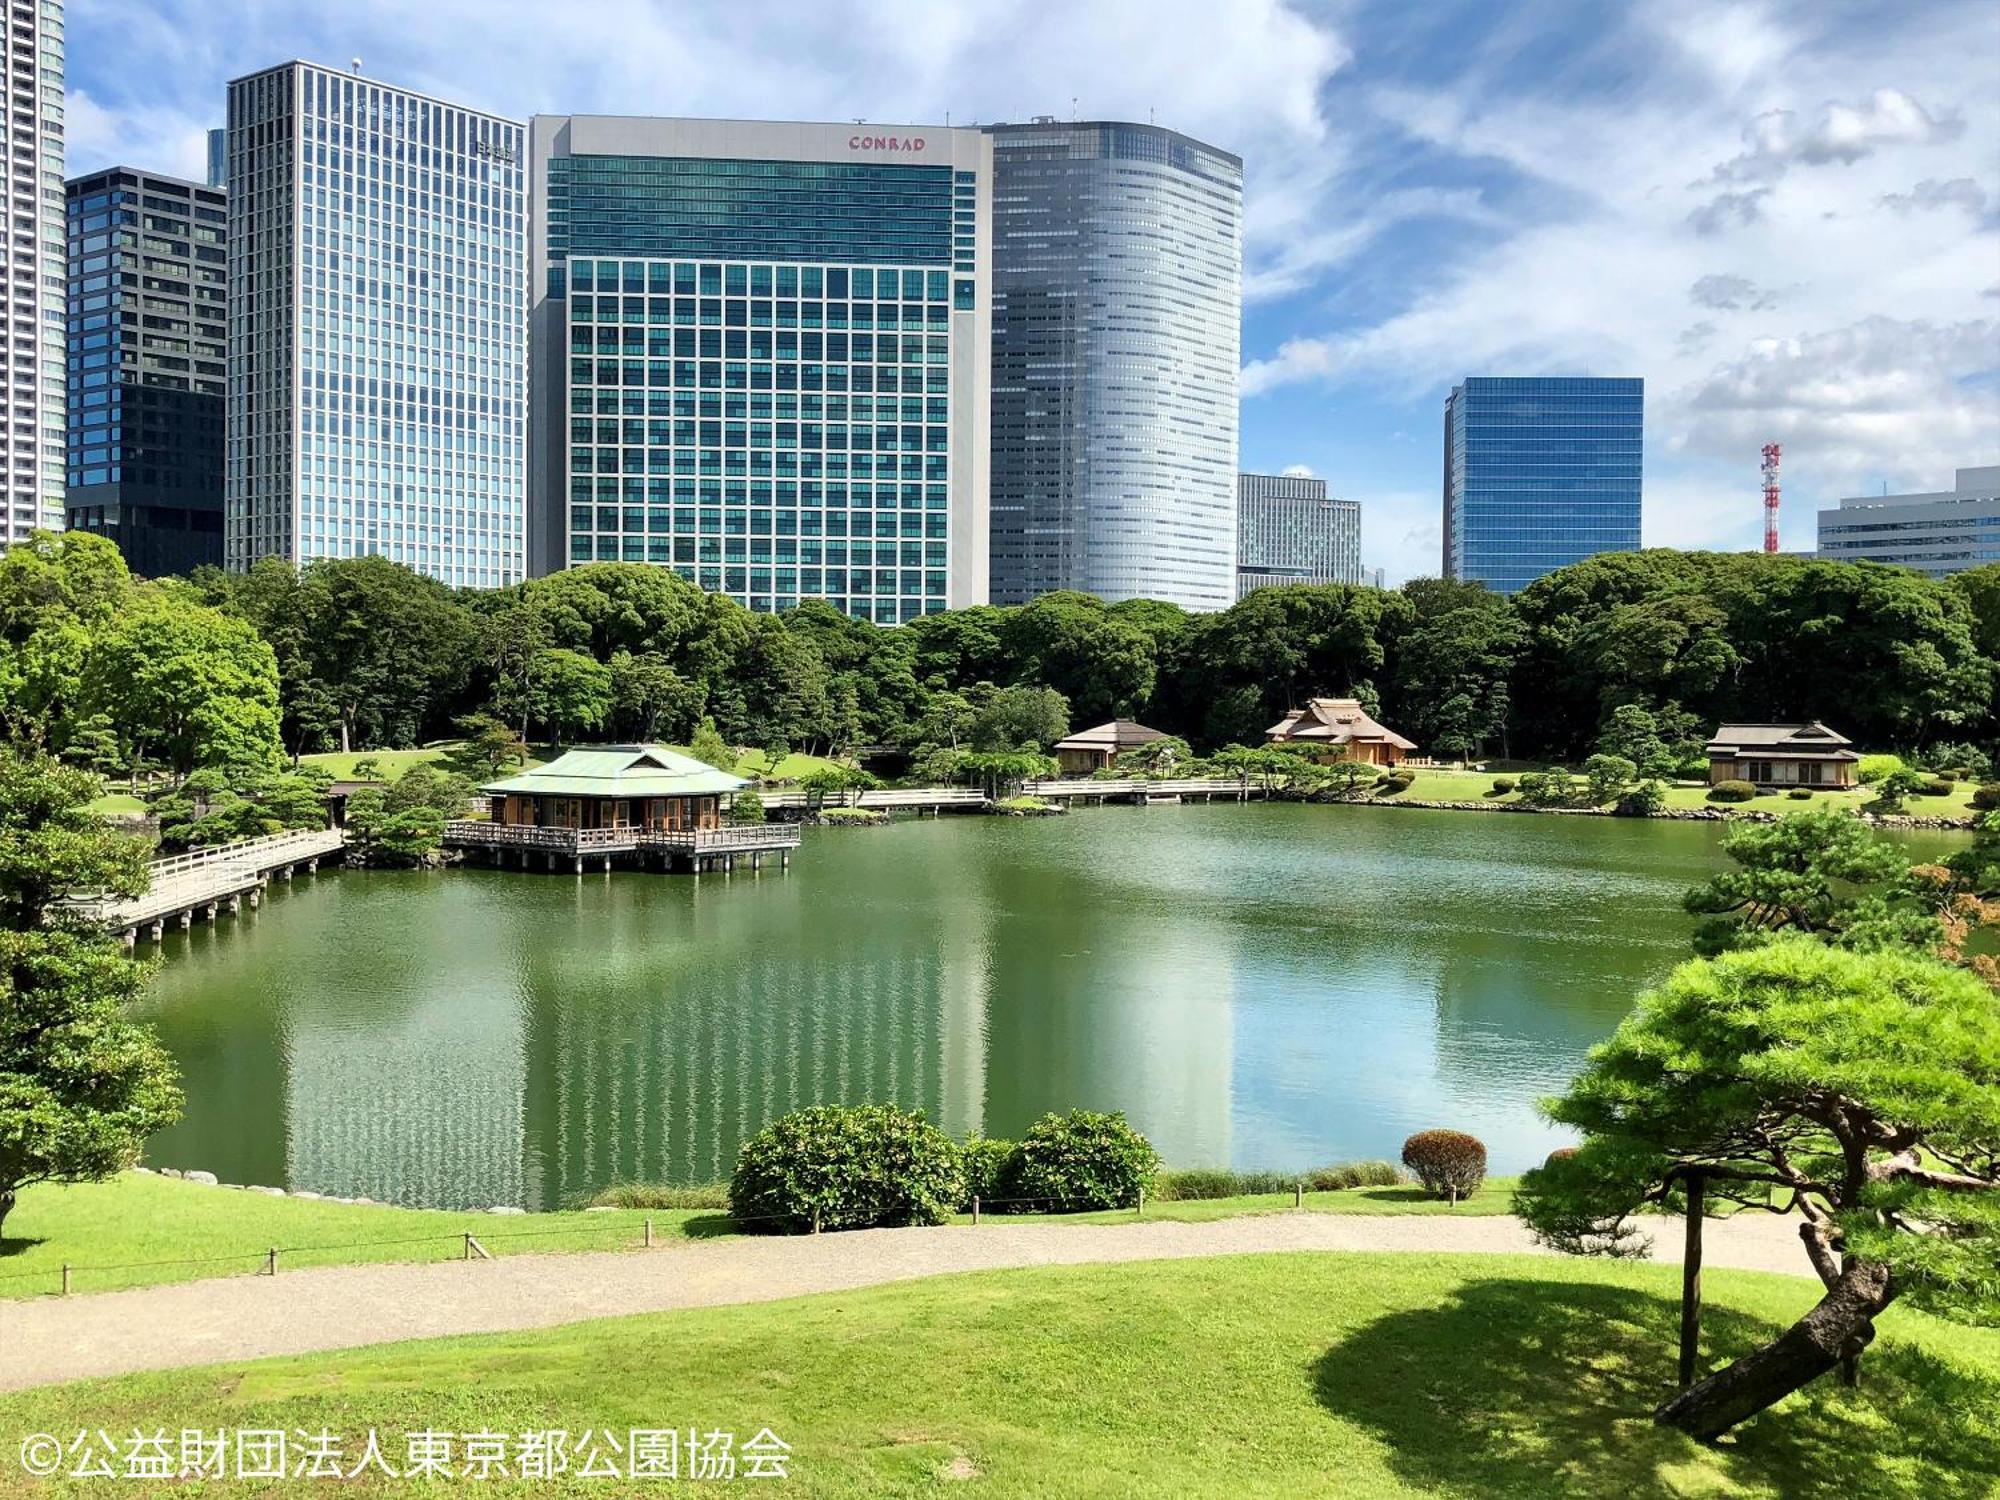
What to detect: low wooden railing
<box><xmin>638</xmin><ymin>825</ymin><xmax>802</xmax><ymax>853</ymax></box>
<box><xmin>443</xmin><ymin>821</ymin><xmax>801</xmax><ymax>855</ymax></box>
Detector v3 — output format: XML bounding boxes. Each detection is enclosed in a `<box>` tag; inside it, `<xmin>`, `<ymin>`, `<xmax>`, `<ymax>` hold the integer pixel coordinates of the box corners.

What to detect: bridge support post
<box><xmin>307</xmin><ymin>859</ymin><xmax>318</xmax><ymax>875</ymax></box>
<box><xmin>724</xmin><ymin>854</ymin><xmax>735</xmax><ymax>874</ymax></box>
<box><xmin>246</xmin><ymin>887</ymin><xmax>260</xmax><ymax>909</ymax></box>
<box><xmin>781</xmin><ymin>848</ymin><xmax>790</xmax><ymax>869</ymax></box>
<box><xmin>227</xmin><ymin>894</ymin><xmax>241</xmax><ymax>914</ymax></box>
<box><xmin>278</xmin><ymin>864</ymin><xmax>293</xmax><ymax>881</ymax></box>
<box><xmin>148</xmin><ymin>920</ymin><xmax>163</xmax><ymax>942</ymax></box>
<box><xmin>203</xmin><ymin>903</ymin><xmax>217</xmax><ymax>924</ymax></box>
<box><xmin>751</xmin><ymin>851</ymin><xmax>762</xmax><ymax>871</ymax></box>
<box><xmin>602</xmin><ymin>855</ymin><xmax>612</xmax><ymax>874</ymax></box>
<box><xmin>121</xmin><ymin>928</ymin><xmax>136</xmax><ymax>949</ymax></box>
<box><xmin>177</xmin><ymin>909</ymin><xmax>191</xmax><ymax>930</ymax></box>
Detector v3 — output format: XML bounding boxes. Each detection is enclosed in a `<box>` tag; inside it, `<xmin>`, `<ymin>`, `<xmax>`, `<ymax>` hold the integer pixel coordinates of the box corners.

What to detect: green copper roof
<box><xmin>482</xmin><ymin>745</ymin><xmax>747</xmax><ymax>799</ymax></box>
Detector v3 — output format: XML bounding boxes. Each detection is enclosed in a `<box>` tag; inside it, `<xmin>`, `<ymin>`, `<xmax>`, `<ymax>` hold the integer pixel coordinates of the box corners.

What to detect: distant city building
<box><xmin>1442</xmin><ymin>376</ymin><xmax>1643</xmax><ymax>594</ymax></box>
<box><xmin>986</xmin><ymin>119</ymin><xmax>1241</xmax><ymax>612</ymax></box>
<box><xmin>528</xmin><ymin>115</ymin><xmax>991</xmax><ymax>622</ymax></box>
<box><xmin>1365</xmin><ymin>565</ymin><xmax>1385</xmax><ymax>589</ymax></box>
<box><xmin>2</xmin><ymin>1</ymin><xmax>66</xmax><ymax>548</ymax></box>
<box><xmin>1235</xmin><ymin>472</ymin><xmax>1360</xmax><ymax>597</ymax></box>
<box><xmin>225</xmin><ymin>62</ymin><xmax>527</xmax><ymax>586</ymax></box>
<box><xmin>205</xmin><ymin>128</ymin><xmax>225</xmax><ymax>189</ymax></box>
<box><xmin>1816</xmin><ymin>466</ymin><xmax>2000</xmax><ymax>576</ymax></box>
<box><xmin>65</xmin><ymin>168</ymin><xmax>226</xmax><ymax>575</ymax></box>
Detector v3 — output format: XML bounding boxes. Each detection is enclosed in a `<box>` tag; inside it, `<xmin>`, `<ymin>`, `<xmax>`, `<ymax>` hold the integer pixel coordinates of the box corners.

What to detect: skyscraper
<box><xmin>1442</xmin><ymin>376</ymin><xmax>1642</xmax><ymax>593</ymax></box>
<box><xmin>1817</xmin><ymin>466</ymin><xmax>2000</xmax><ymax>576</ymax></box>
<box><xmin>985</xmin><ymin>119</ymin><xmax>1242</xmax><ymax>612</ymax></box>
<box><xmin>2</xmin><ymin>0</ymin><xmax>65</xmax><ymax>548</ymax></box>
<box><xmin>527</xmin><ymin>116</ymin><xmax>991</xmax><ymax>622</ymax></box>
<box><xmin>1235</xmin><ymin>472</ymin><xmax>1360</xmax><ymax>597</ymax></box>
<box><xmin>224</xmin><ymin>62</ymin><xmax>527</xmax><ymax>586</ymax></box>
<box><xmin>65</xmin><ymin>168</ymin><xmax>227</xmax><ymax>575</ymax></box>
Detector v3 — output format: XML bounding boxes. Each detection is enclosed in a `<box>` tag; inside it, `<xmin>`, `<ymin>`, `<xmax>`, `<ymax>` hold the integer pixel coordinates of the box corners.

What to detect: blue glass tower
<box><xmin>1442</xmin><ymin>376</ymin><xmax>1642</xmax><ymax>593</ymax></box>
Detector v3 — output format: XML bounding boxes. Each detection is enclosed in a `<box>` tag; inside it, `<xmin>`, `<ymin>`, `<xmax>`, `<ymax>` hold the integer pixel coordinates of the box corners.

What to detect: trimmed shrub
<box><xmin>1919</xmin><ymin>777</ymin><xmax>1954</xmax><ymax>798</ymax></box>
<box><xmin>1707</xmin><ymin>779</ymin><xmax>1757</xmax><ymax>803</ymax></box>
<box><xmin>817</xmin><ymin>806</ymin><xmax>886</xmax><ymax>825</ymax></box>
<box><xmin>1787</xmin><ymin>787</ymin><xmax>1813</xmax><ymax>800</ymax></box>
<box><xmin>1303</xmin><ymin>1160</ymin><xmax>1403</xmax><ymax>1192</ymax></box>
<box><xmin>1489</xmin><ymin>777</ymin><xmax>1516</xmax><ymax>796</ymax></box>
<box><xmin>729</xmin><ymin>1104</ymin><xmax>964</xmax><ymax>1233</ymax></box>
<box><xmin>999</xmin><ymin>1109</ymin><xmax>1160</xmax><ymax>1212</ymax></box>
<box><xmin>958</xmin><ymin>1136</ymin><xmax>1016</xmax><ymax>1209</ymax></box>
<box><xmin>1543</xmin><ymin>1146</ymin><xmax>1579</xmax><ymax>1169</ymax></box>
<box><xmin>1401</xmin><ymin>1129</ymin><xmax>1488</xmax><ymax>1203</ymax></box>
<box><xmin>1614</xmin><ymin>779</ymin><xmax>1667</xmax><ymax>817</ymax></box>
<box><xmin>1972</xmin><ymin>782</ymin><xmax>2000</xmax><ymax>811</ymax></box>
<box><xmin>728</xmin><ymin>790</ymin><xmax>766</xmax><ymax>825</ymax></box>
<box><xmin>1857</xmin><ymin>753</ymin><xmax>1905</xmax><ymax>785</ymax></box>
<box><xmin>586</xmin><ymin>1181</ymin><xmax>731</xmax><ymax>1210</ymax></box>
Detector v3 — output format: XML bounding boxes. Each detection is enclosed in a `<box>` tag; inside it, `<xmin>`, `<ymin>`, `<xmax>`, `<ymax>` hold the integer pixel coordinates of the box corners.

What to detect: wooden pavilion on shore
<box><xmin>1263</xmin><ymin>698</ymin><xmax>1417</xmax><ymax>766</ymax></box>
<box><xmin>1052</xmin><ymin>720</ymin><xmax>1169</xmax><ymax>776</ymax></box>
<box><xmin>442</xmin><ymin>745</ymin><xmax>801</xmax><ymax>874</ymax></box>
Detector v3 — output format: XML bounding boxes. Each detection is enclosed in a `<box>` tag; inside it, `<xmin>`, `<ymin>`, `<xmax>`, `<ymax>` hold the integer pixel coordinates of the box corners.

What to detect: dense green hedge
<box><xmin>1708</xmin><ymin>779</ymin><xmax>1757</xmax><ymax>803</ymax></box>
<box><xmin>999</xmin><ymin>1109</ymin><xmax>1161</xmax><ymax>1212</ymax></box>
<box><xmin>729</xmin><ymin>1104</ymin><xmax>963</xmax><ymax>1233</ymax></box>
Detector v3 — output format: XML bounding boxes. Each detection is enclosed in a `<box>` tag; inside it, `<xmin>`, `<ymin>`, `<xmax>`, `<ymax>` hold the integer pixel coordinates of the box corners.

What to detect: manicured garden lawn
<box><xmin>0</xmin><ymin>1173</ymin><xmax>1517</xmax><ymax>1301</ymax></box>
<box><xmin>1376</xmin><ymin>766</ymin><xmax>1978</xmax><ymax>819</ymax></box>
<box><xmin>298</xmin><ymin>741</ymin><xmax>836</xmax><ymax>784</ymax></box>
<box><xmin>5</xmin><ymin>1253</ymin><xmax>1993</xmax><ymax>1498</ymax></box>
<box><xmin>80</xmin><ymin>791</ymin><xmax>145</xmax><ymax>817</ymax></box>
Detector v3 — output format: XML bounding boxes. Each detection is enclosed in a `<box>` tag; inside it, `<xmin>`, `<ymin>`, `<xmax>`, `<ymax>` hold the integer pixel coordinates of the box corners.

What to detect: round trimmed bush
<box><xmin>1919</xmin><ymin>777</ymin><xmax>1954</xmax><ymax>798</ymax></box>
<box><xmin>1707</xmin><ymin>779</ymin><xmax>1756</xmax><ymax>803</ymax></box>
<box><xmin>1972</xmin><ymin>782</ymin><xmax>2000</xmax><ymax>811</ymax></box>
<box><xmin>729</xmin><ymin>1104</ymin><xmax>964</xmax><ymax>1233</ymax></box>
<box><xmin>1787</xmin><ymin>787</ymin><xmax>1813</xmax><ymax>799</ymax></box>
<box><xmin>958</xmin><ymin>1135</ymin><xmax>1016</xmax><ymax>1210</ymax></box>
<box><xmin>1489</xmin><ymin>776</ymin><xmax>1516</xmax><ymax>796</ymax></box>
<box><xmin>1000</xmin><ymin>1109</ymin><xmax>1160</xmax><ymax>1212</ymax></box>
<box><xmin>1401</xmin><ymin>1129</ymin><xmax>1488</xmax><ymax>1202</ymax></box>
<box><xmin>1543</xmin><ymin>1145</ymin><xmax>1578</xmax><ymax>1169</ymax></box>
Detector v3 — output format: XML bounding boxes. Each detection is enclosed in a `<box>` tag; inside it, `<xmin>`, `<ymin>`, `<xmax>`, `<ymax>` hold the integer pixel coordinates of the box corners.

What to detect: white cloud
<box><xmin>1690</xmin><ymin>274</ymin><xmax>1779</xmax><ymax>311</ymax></box>
<box><xmin>1280</xmin><ymin>463</ymin><xmax>1317</xmax><ymax>478</ymax></box>
<box><xmin>1879</xmin><ymin>176</ymin><xmax>1988</xmax><ymax>215</ymax></box>
<box><xmin>1709</xmin><ymin>87</ymin><xmax>1962</xmax><ymax>183</ymax></box>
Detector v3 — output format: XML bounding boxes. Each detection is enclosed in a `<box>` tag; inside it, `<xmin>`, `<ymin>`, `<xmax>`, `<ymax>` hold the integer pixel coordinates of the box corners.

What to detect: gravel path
<box><xmin>0</xmin><ymin>1210</ymin><xmax>1812</xmax><ymax>1393</ymax></box>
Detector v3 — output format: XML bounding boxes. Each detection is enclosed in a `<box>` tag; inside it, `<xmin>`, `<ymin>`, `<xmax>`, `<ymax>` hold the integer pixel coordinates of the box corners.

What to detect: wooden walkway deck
<box><xmin>72</xmin><ymin>828</ymin><xmax>348</xmax><ymax>945</ymax></box>
<box><xmin>442</xmin><ymin>820</ymin><xmax>802</xmax><ymax>873</ymax></box>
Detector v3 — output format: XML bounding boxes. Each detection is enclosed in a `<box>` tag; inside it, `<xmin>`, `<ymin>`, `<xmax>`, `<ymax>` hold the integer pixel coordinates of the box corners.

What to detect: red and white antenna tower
<box><xmin>1760</xmin><ymin>443</ymin><xmax>1782</xmax><ymax>554</ymax></box>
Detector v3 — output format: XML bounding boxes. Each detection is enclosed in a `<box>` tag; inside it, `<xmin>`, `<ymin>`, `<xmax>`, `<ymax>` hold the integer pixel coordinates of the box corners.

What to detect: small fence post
<box><xmin>1136</xmin><ymin>1188</ymin><xmax>1144</xmax><ymax>1217</ymax></box>
<box><xmin>265</xmin><ymin>1247</ymin><xmax>278</xmax><ymax>1276</ymax></box>
<box><xmin>463</xmin><ymin>1232</ymin><xmax>474</xmax><ymax>1262</ymax></box>
<box><xmin>811</xmin><ymin>1210</ymin><xmax>821</xmax><ymax>1235</ymax></box>
<box><xmin>643</xmin><ymin>1216</ymin><xmax>653</xmax><ymax>1249</ymax></box>
<box><xmin>971</xmin><ymin>1195</ymin><xmax>980</xmax><ymax>1226</ymax></box>
<box><xmin>60</xmin><ymin>1263</ymin><xmax>70</xmax><ymax>1296</ymax></box>
<box><xmin>1294</xmin><ymin>1181</ymin><xmax>1304</xmax><ymax>1210</ymax></box>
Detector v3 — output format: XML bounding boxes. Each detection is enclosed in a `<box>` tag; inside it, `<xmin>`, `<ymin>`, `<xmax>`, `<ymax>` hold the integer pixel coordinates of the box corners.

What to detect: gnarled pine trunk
<box><xmin>0</xmin><ymin>1188</ymin><xmax>14</xmax><ymax>1247</ymax></box>
<box><xmin>1655</xmin><ymin>1258</ymin><xmax>1893</xmax><ymax>1439</ymax></box>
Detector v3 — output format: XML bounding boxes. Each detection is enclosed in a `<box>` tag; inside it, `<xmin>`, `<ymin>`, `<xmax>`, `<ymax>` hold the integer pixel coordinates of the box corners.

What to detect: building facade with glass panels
<box><xmin>224</xmin><ymin>62</ymin><xmax>527</xmax><ymax>587</ymax></box>
<box><xmin>1</xmin><ymin>0</ymin><xmax>65</xmax><ymax>548</ymax></box>
<box><xmin>985</xmin><ymin>120</ymin><xmax>1242</xmax><ymax>612</ymax></box>
<box><xmin>1816</xmin><ymin>466</ymin><xmax>2000</xmax><ymax>577</ymax></box>
<box><xmin>64</xmin><ymin>167</ymin><xmax>226</xmax><ymax>575</ymax></box>
<box><xmin>527</xmin><ymin>116</ymin><xmax>991</xmax><ymax>623</ymax></box>
<box><xmin>1235</xmin><ymin>472</ymin><xmax>1359</xmax><ymax>597</ymax></box>
<box><xmin>1442</xmin><ymin>376</ymin><xmax>1642</xmax><ymax>594</ymax></box>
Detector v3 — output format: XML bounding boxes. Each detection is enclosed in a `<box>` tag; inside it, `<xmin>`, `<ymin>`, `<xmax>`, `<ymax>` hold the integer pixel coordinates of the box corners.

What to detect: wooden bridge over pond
<box><xmin>72</xmin><ymin>827</ymin><xmax>349</xmax><ymax>946</ymax></box>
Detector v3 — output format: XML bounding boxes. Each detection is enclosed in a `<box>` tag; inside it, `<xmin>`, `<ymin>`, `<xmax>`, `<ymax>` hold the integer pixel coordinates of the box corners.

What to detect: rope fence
<box><xmin>0</xmin><ymin>1178</ymin><xmax>1327</xmax><ymax>1298</ymax></box>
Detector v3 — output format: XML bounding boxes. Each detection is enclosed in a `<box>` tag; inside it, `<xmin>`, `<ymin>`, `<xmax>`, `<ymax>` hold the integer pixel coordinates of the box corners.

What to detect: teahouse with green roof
<box><xmin>443</xmin><ymin>744</ymin><xmax>800</xmax><ymax>874</ymax></box>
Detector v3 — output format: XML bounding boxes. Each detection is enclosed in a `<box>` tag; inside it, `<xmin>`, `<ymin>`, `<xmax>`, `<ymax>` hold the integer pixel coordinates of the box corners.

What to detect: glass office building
<box><xmin>528</xmin><ymin>116</ymin><xmax>992</xmax><ymax>622</ymax></box>
<box><xmin>2</xmin><ymin>0</ymin><xmax>65</xmax><ymax>548</ymax></box>
<box><xmin>1442</xmin><ymin>376</ymin><xmax>1642</xmax><ymax>594</ymax></box>
<box><xmin>224</xmin><ymin>62</ymin><xmax>527</xmax><ymax>586</ymax></box>
<box><xmin>1817</xmin><ymin>466</ymin><xmax>2000</xmax><ymax>577</ymax></box>
<box><xmin>65</xmin><ymin>167</ymin><xmax>226</xmax><ymax>575</ymax></box>
<box><xmin>1236</xmin><ymin>472</ymin><xmax>1360</xmax><ymax>596</ymax></box>
<box><xmin>986</xmin><ymin>120</ymin><xmax>1242</xmax><ymax>612</ymax></box>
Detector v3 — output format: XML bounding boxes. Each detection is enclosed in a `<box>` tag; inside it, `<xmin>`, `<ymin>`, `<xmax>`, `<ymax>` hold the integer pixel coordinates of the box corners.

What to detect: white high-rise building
<box><xmin>1817</xmin><ymin>466</ymin><xmax>2000</xmax><ymax>577</ymax></box>
<box><xmin>225</xmin><ymin>61</ymin><xmax>527</xmax><ymax>586</ymax></box>
<box><xmin>3</xmin><ymin>0</ymin><xmax>65</xmax><ymax>547</ymax></box>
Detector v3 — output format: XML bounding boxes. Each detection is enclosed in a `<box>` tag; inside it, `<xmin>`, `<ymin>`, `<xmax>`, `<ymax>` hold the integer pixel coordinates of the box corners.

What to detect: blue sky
<box><xmin>68</xmin><ymin>0</ymin><xmax>1999</xmax><ymax>583</ymax></box>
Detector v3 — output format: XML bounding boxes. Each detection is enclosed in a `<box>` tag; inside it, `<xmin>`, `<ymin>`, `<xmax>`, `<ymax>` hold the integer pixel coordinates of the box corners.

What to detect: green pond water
<box><xmin>135</xmin><ymin>803</ymin><xmax>1961</xmax><ymax>1211</ymax></box>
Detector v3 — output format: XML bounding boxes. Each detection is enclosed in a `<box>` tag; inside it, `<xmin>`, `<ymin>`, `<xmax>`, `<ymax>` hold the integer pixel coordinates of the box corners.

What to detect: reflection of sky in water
<box><xmin>133</xmin><ymin>806</ymin><xmax>1964</xmax><ymax>1208</ymax></box>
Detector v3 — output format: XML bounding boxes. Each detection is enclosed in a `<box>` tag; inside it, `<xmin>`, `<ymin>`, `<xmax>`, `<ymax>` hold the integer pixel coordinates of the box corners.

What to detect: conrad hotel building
<box><xmin>528</xmin><ymin>117</ymin><xmax>992</xmax><ymax>620</ymax></box>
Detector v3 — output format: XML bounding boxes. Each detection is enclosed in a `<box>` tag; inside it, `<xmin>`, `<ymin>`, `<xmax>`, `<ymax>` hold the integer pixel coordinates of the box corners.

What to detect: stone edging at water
<box><xmin>131</xmin><ymin>1165</ymin><xmax>528</xmax><ymax>1215</ymax></box>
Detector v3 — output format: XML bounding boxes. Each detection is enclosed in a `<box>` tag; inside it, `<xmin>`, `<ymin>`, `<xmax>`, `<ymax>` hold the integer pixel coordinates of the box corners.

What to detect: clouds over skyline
<box><xmin>66</xmin><ymin>0</ymin><xmax>1999</xmax><ymax>585</ymax></box>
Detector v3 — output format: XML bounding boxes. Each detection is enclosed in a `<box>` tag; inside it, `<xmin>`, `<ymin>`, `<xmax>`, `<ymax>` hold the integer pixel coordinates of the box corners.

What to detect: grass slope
<box><xmin>5</xmin><ymin>1253</ymin><xmax>1994</xmax><ymax>1498</ymax></box>
<box><xmin>1380</xmin><ymin>766</ymin><xmax>1978</xmax><ymax>818</ymax></box>
<box><xmin>0</xmin><ymin>1173</ymin><xmax>1516</xmax><ymax>1300</ymax></box>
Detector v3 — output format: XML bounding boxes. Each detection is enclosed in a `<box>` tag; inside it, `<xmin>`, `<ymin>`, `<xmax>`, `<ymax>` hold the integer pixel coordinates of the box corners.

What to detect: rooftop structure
<box><xmin>1264</xmin><ymin>698</ymin><xmax>1417</xmax><ymax>765</ymax></box>
<box><xmin>1705</xmin><ymin>722</ymin><xmax>1858</xmax><ymax>788</ymax></box>
<box><xmin>1816</xmin><ymin>466</ymin><xmax>2000</xmax><ymax>577</ymax></box>
<box><xmin>1052</xmin><ymin>720</ymin><xmax>1168</xmax><ymax>775</ymax></box>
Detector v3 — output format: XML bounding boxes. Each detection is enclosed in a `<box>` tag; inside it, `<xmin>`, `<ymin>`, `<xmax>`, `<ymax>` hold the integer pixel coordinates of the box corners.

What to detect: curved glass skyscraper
<box><xmin>986</xmin><ymin>120</ymin><xmax>1241</xmax><ymax>611</ymax></box>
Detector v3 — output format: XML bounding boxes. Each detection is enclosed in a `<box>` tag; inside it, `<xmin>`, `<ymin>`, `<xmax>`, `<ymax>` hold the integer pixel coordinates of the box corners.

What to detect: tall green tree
<box><xmin>1000</xmin><ymin>591</ymin><xmax>1158</xmax><ymax>724</ymax></box>
<box><xmin>1518</xmin><ymin>939</ymin><xmax>1999</xmax><ymax>1438</ymax></box>
<box><xmin>0</xmin><ymin>532</ymin><xmax>132</xmax><ymax>750</ymax></box>
<box><xmin>0</xmin><ymin>751</ymin><xmax>181</xmax><ymax>1244</ymax></box>
<box><xmin>1384</xmin><ymin>578</ymin><xmax>1524</xmax><ymax>760</ymax></box>
<box><xmin>969</xmin><ymin>684</ymin><xmax>1069</xmax><ymax>752</ymax></box>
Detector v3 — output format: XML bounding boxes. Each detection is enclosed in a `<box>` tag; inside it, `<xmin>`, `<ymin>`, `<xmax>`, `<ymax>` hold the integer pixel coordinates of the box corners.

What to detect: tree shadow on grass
<box><xmin>1311</xmin><ymin>1277</ymin><xmax>1999</xmax><ymax>1500</ymax></box>
<box><xmin>0</xmin><ymin>1235</ymin><xmax>46</xmax><ymax>1258</ymax></box>
<box><xmin>678</xmin><ymin>1213</ymin><xmax>743</xmax><ymax>1240</ymax></box>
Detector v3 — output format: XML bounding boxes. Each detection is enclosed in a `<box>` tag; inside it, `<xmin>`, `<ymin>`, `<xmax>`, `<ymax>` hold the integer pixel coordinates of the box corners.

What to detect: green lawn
<box><xmin>80</xmin><ymin>791</ymin><xmax>146</xmax><ymax>817</ymax></box>
<box><xmin>0</xmin><ymin>1173</ymin><xmax>1515</xmax><ymax>1301</ymax></box>
<box><xmin>298</xmin><ymin>741</ymin><xmax>837</xmax><ymax>785</ymax></box>
<box><xmin>1376</xmin><ymin>766</ymin><xmax>1978</xmax><ymax>820</ymax></box>
<box><xmin>5</xmin><ymin>1253</ymin><xmax>1993</xmax><ymax>1498</ymax></box>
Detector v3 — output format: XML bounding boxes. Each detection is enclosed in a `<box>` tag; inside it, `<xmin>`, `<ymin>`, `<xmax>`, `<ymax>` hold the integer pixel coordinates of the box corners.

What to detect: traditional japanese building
<box><xmin>1705</xmin><ymin>723</ymin><xmax>1859</xmax><ymax>788</ymax></box>
<box><xmin>443</xmin><ymin>744</ymin><xmax>799</xmax><ymax>872</ymax></box>
<box><xmin>1264</xmin><ymin>698</ymin><xmax>1416</xmax><ymax>766</ymax></box>
<box><xmin>1052</xmin><ymin>720</ymin><xmax>1170</xmax><ymax>775</ymax></box>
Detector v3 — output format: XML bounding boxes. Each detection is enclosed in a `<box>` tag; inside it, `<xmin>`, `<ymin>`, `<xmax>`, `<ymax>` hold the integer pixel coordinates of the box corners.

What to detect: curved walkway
<box><xmin>0</xmin><ymin>1210</ymin><xmax>1810</xmax><ymax>1393</ymax></box>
